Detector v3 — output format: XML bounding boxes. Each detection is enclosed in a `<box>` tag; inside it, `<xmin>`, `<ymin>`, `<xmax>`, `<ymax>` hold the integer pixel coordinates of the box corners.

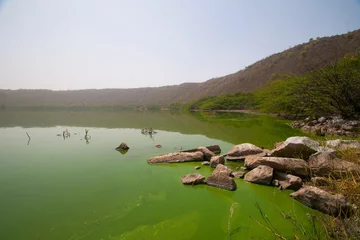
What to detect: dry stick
<box><xmin>26</xmin><ymin>132</ymin><xmax>31</xmax><ymax>140</ymax></box>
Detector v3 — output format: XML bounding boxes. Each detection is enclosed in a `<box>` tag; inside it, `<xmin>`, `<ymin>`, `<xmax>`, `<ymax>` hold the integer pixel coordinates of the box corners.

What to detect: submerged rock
<box><xmin>245</xmin><ymin>156</ymin><xmax>310</xmax><ymax>177</ymax></box>
<box><xmin>147</xmin><ymin>151</ymin><xmax>204</xmax><ymax>164</ymax></box>
<box><xmin>244</xmin><ymin>165</ymin><xmax>273</xmax><ymax>185</ymax></box>
<box><xmin>116</xmin><ymin>142</ymin><xmax>130</xmax><ymax>151</ymax></box>
<box><xmin>308</xmin><ymin>152</ymin><xmax>360</xmax><ymax>178</ymax></box>
<box><xmin>210</xmin><ymin>155</ymin><xmax>225</xmax><ymax>168</ymax></box>
<box><xmin>290</xmin><ymin>186</ymin><xmax>353</xmax><ymax>217</ymax></box>
<box><xmin>226</xmin><ymin>143</ymin><xmax>265</xmax><ymax>161</ymax></box>
<box><xmin>181</xmin><ymin>173</ymin><xmax>206</xmax><ymax>185</ymax></box>
<box><xmin>231</xmin><ymin>171</ymin><xmax>246</xmax><ymax>179</ymax></box>
<box><xmin>273</xmin><ymin>171</ymin><xmax>302</xmax><ymax>190</ymax></box>
<box><xmin>270</xmin><ymin>136</ymin><xmax>332</xmax><ymax>160</ymax></box>
<box><xmin>194</xmin><ymin>166</ymin><xmax>201</xmax><ymax>170</ymax></box>
<box><xmin>206</xmin><ymin>164</ymin><xmax>236</xmax><ymax>191</ymax></box>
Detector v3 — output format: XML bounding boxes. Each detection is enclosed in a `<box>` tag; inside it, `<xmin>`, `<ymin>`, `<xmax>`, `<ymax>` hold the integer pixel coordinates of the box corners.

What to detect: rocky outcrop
<box><xmin>231</xmin><ymin>171</ymin><xmax>245</xmax><ymax>178</ymax></box>
<box><xmin>226</xmin><ymin>143</ymin><xmax>266</xmax><ymax>161</ymax></box>
<box><xmin>182</xmin><ymin>145</ymin><xmax>221</xmax><ymax>154</ymax></box>
<box><xmin>115</xmin><ymin>142</ymin><xmax>130</xmax><ymax>151</ymax></box>
<box><xmin>290</xmin><ymin>186</ymin><xmax>353</xmax><ymax>217</ymax></box>
<box><xmin>197</xmin><ymin>147</ymin><xmax>215</xmax><ymax>161</ymax></box>
<box><xmin>292</xmin><ymin>116</ymin><xmax>359</xmax><ymax>137</ymax></box>
<box><xmin>270</xmin><ymin>136</ymin><xmax>331</xmax><ymax>160</ymax></box>
<box><xmin>326</xmin><ymin>139</ymin><xmax>360</xmax><ymax>151</ymax></box>
<box><xmin>245</xmin><ymin>156</ymin><xmax>310</xmax><ymax>177</ymax></box>
<box><xmin>147</xmin><ymin>151</ymin><xmax>204</xmax><ymax>164</ymax></box>
<box><xmin>181</xmin><ymin>173</ymin><xmax>206</xmax><ymax>185</ymax></box>
<box><xmin>210</xmin><ymin>155</ymin><xmax>225</xmax><ymax>168</ymax></box>
<box><xmin>308</xmin><ymin>152</ymin><xmax>360</xmax><ymax>177</ymax></box>
<box><xmin>273</xmin><ymin>171</ymin><xmax>302</xmax><ymax>190</ymax></box>
<box><xmin>244</xmin><ymin>165</ymin><xmax>273</xmax><ymax>185</ymax></box>
<box><xmin>206</xmin><ymin>164</ymin><xmax>236</xmax><ymax>191</ymax></box>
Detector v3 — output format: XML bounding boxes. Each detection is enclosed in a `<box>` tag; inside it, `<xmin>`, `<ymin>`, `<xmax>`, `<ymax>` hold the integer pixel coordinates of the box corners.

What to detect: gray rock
<box><xmin>206</xmin><ymin>164</ymin><xmax>236</xmax><ymax>191</ymax></box>
<box><xmin>318</xmin><ymin>117</ymin><xmax>326</xmax><ymax>123</ymax></box>
<box><xmin>226</xmin><ymin>143</ymin><xmax>266</xmax><ymax>161</ymax></box>
<box><xmin>326</xmin><ymin>139</ymin><xmax>360</xmax><ymax>151</ymax></box>
<box><xmin>147</xmin><ymin>151</ymin><xmax>204</xmax><ymax>164</ymax></box>
<box><xmin>244</xmin><ymin>165</ymin><xmax>273</xmax><ymax>185</ymax></box>
<box><xmin>201</xmin><ymin>161</ymin><xmax>210</xmax><ymax>165</ymax></box>
<box><xmin>181</xmin><ymin>173</ymin><xmax>206</xmax><ymax>185</ymax></box>
<box><xmin>231</xmin><ymin>171</ymin><xmax>246</xmax><ymax>178</ymax></box>
<box><xmin>271</xmin><ymin>136</ymin><xmax>327</xmax><ymax>160</ymax></box>
<box><xmin>245</xmin><ymin>156</ymin><xmax>310</xmax><ymax>177</ymax></box>
<box><xmin>290</xmin><ymin>186</ymin><xmax>353</xmax><ymax>217</ymax></box>
<box><xmin>210</xmin><ymin>155</ymin><xmax>225</xmax><ymax>168</ymax></box>
<box><xmin>181</xmin><ymin>145</ymin><xmax>221</xmax><ymax>154</ymax></box>
<box><xmin>308</xmin><ymin>152</ymin><xmax>360</xmax><ymax>178</ymax></box>
<box><xmin>273</xmin><ymin>171</ymin><xmax>302</xmax><ymax>190</ymax></box>
<box><xmin>197</xmin><ymin>147</ymin><xmax>215</xmax><ymax>161</ymax></box>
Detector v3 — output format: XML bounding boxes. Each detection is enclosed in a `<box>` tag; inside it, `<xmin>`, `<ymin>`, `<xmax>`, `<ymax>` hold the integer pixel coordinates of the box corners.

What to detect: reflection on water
<box><xmin>0</xmin><ymin>110</ymin><xmax>304</xmax><ymax>148</ymax></box>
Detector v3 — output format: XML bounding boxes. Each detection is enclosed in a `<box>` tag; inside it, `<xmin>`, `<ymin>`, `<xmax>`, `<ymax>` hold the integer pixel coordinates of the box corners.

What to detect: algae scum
<box><xmin>0</xmin><ymin>111</ymin><xmax>320</xmax><ymax>239</ymax></box>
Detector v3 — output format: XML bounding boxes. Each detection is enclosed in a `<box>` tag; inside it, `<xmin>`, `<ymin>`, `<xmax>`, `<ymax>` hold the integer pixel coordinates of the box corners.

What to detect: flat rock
<box><xmin>290</xmin><ymin>186</ymin><xmax>353</xmax><ymax>217</ymax></box>
<box><xmin>271</xmin><ymin>136</ymin><xmax>333</xmax><ymax>160</ymax></box>
<box><xmin>273</xmin><ymin>171</ymin><xmax>302</xmax><ymax>190</ymax></box>
<box><xmin>231</xmin><ymin>171</ymin><xmax>246</xmax><ymax>178</ymax></box>
<box><xmin>226</xmin><ymin>143</ymin><xmax>265</xmax><ymax>161</ymax></box>
<box><xmin>308</xmin><ymin>152</ymin><xmax>360</xmax><ymax>178</ymax></box>
<box><xmin>244</xmin><ymin>165</ymin><xmax>273</xmax><ymax>185</ymax></box>
<box><xmin>182</xmin><ymin>145</ymin><xmax>221</xmax><ymax>154</ymax></box>
<box><xmin>245</xmin><ymin>156</ymin><xmax>310</xmax><ymax>177</ymax></box>
<box><xmin>194</xmin><ymin>166</ymin><xmax>201</xmax><ymax>170</ymax></box>
<box><xmin>147</xmin><ymin>151</ymin><xmax>204</xmax><ymax>164</ymax></box>
<box><xmin>181</xmin><ymin>173</ymin><xmax>206</xmax><ymax>185</ymax></box>
<box><xmin>201</xmin><ymin>161</ymin><xmax>210</xmax><ymax>165</ymax></box>
<box><xmin>326</xmin><ymin>139</ymin><xmax>360</xmax><ymax>151</ymax></box>
<box><xmin>210</xmin><ymin>155</ymin><xmax>225</xmax><ymax>168</ymax></box>
<box><xmin>206</xmin><ymin>164</ymin><xmax>236</xmax><ymax>191</ymax></box>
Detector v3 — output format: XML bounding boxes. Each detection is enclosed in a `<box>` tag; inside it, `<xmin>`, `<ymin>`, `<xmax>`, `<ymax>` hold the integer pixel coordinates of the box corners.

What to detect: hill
<box><xmin>1</xmin><ymin>29</ymin><xmax>360</xmax><ymax>108</ymax></box>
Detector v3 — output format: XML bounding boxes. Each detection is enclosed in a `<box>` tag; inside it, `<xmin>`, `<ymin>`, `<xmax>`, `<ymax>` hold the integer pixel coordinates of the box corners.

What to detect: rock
<box><xmin>231</xmin><ymin>171</ymin><xmax>245</xmax><ymax>178</ymax></box>
<box><xmin>182</xmin><ymin>145</ymin><xmax>221</xmax><ymax>154</ymax></box>
<box><xmin>271</xmin><ymin>179</ymin><xmax>280</xmax><ymax>187</ymax></box>
<box><xmin>206</xmin><ymin>164</ymin><xmax>236</xmax><ymax>191</ymax></box>
<box><xmin>197</xmin><ymin>147</ymin><xmax>215</xmax><ymax>161</ymax></box>
<box><xmin>326</xmin><ymin>139</ymin><xmax>360</xmax><ymax>151</ymax></box>
<box><xmin>155</xmin><ymin>144</ymin><xmax>162</xmax><ymax>148</ymax></box>
<box><xmin>244</xmin><ymin>165</ymin><xmax>273</xmax><ymax>185</ymax></box>
<box><xmin>181</xmin><ymin>173</ymin><xmax>206</xmax><ymax>185</ymax></box>
<box><xmin>194</xmin><ymin>166</ymin><xmax>201</xmax><ymax>170</ymax></box>
<box><xmin>273</xmin><ymin>171</ymin><xmax>302</xmax><ymax>190</ymax></box>
<box><xmin>210</xmin><ymin>155</ymin><xmax>225</xmax><ymax>168</ymax></box>
<box><xmin>318</xmin><ymin>117</ymin><xmax>326</xmax><ymax>123</ymax></box>
<box><xmin>310</xmin><ymin>177</ymin><xmax>331</xmax><ymax>186</ymax></box>
<box><xmin>290</xmin><ymin>186</ymin><xmax>353</xmax><ymax>217</ymax></box>
<box><xmin>308</xmin><ymin>152</ymin><xmax>360</xmax><ymax>177</ymax></box>
<box><xmin>270</xmin><ymin>136</ymin><xmax>331</xmax><ymax>160</ymax></box>
<box><xmin>226</xmin><ymin>143</ymin><xmax>266</xmax><ymax>161</ymax></box>
<box><xmin>147</xmin><ymin>151</ymin><xmax>204</xmax><ymax>164</ymax></box>
<box><xmin>201</xmin><ymin>161</ymin><xmax>210</xmax><ymax>165</ymax></box>
<box><xmin>115</xmin><ymin>142</ymin><xmax>130</xmax><ymax>151</ymax></box>
<box><xmin>245</xmin><ymin>156</ymin><xmax>310</xmax><ymax>177</ymax></box>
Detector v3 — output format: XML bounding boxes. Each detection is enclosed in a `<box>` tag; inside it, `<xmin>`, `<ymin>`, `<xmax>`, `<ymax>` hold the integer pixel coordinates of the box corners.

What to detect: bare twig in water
<box><xmin>26</xmin><ymin>132</ymin><xmax>31</xmax><ymax>145</ymax></box>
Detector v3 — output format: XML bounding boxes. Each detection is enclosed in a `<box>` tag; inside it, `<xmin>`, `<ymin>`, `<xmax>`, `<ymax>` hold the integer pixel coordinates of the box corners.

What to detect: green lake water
<box><xmin>0</xmin><ymin>110</ymin><xmax>321</xmax><ymax>240</ymax></box>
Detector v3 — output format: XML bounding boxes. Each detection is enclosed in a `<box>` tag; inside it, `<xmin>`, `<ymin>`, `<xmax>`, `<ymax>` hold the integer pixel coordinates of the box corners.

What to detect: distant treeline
<box><xmin>173</xmin><ymin>54</ymin><xmax>360</xmax><ymax>119</ymax></box>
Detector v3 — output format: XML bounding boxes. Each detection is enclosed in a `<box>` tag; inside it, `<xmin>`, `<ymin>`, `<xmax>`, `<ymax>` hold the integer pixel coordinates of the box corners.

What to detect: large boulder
<box><xmin>273</xmin><ymin>171</ymin><xmax>302</xmax><ymax>190</ymax></box>
<box><xmin>181</xmin><ymin>173</ymin><xmax>206</xmax><ymax>185</ymax></box>
<box><xmin>326</xmin><ymin>139</ymin><xmax>360</xmax><ymax>151</ymax></box>
<box><xmin>206</xmin><ymin>164</ymin><xmax>236</xmax><ymax>191</ymax></box>
<box><xmin>290</xmin><ymin>186</ymin><xmax>353</xmax><ymax>217</ymax></box>
<box><xmin>245</xmin><ymin>156</ymin><xmax>310</xmax><ymax>177</ymax></box>
<box><xmin>197</xmin><ymin>147</ymin><xmax>215</xmax><ymax>161</ymax></box>
<box><xmin>271</xmin><ymin>136</ymin><xmax>332</xmax><ymax>160</ymax></box>
<box><xmin>244</xmin><ymin>165</ymin><xmax>273</xmax><ymax>185</ymax></box>
<box><xmin>210</xmin><ymin>155</ymin><xmax>225</xmax><ymax>168</ymax></box>
<box><xmin>147</xmin><ymin>151</ymin><xmax>204</xmax><ymax>164</ymax></box>
<box><xmin>308</xmin><ymin>152</ymin><xmax>360</xmax><ymax>177</ymax></box>
<box><xmin>226</xmin><ymin>143</ymin><xmax>266</xmax><ymax>161</ymax></box>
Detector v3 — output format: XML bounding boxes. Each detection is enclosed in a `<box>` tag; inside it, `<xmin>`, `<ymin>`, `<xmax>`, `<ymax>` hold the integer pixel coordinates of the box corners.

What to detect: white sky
<box><xmin>0</xmin><ymin>0</ymin><xmax>360</xmax><ymax>90</ymax></box>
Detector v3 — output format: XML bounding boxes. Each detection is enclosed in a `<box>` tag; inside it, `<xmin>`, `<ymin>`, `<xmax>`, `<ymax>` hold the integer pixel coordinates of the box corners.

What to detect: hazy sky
<box><xmin>0</xmin><ymin>0</ymin><xmax>359</xmax><ymax>90</ymax></box>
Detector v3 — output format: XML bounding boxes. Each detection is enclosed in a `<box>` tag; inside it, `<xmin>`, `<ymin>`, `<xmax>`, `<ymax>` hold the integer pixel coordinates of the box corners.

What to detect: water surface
<box><xmin>0</xmin><ymin>110</ymin><xmax>320</xmax><ymax>239</ymax></box>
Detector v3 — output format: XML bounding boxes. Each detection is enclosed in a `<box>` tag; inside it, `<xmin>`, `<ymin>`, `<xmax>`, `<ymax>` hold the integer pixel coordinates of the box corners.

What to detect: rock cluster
<box><xmin>292</xmin><ymin>116</ymin><xmax>359</xmax><ymax>137</ymax></box>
